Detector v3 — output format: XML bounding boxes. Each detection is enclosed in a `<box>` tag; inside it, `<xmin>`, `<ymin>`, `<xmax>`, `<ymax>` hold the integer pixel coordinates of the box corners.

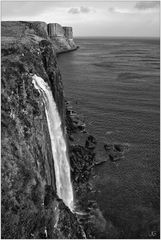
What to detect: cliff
<box><xmin>1</xmin><ymin>21</ymin><xmax>84</xmax><ymax>239</ymax></box>
<box><xmin>48</xmin><ymin>23</ymin><xmax>77</xmax><ymax>53</ymax></box>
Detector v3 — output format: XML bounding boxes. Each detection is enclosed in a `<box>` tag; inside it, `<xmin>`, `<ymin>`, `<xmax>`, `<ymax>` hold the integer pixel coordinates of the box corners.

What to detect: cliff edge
<box><xmin>1</xmin><ymin>21</ymin><xmax>84</xmax><ymax>239</ymax></box>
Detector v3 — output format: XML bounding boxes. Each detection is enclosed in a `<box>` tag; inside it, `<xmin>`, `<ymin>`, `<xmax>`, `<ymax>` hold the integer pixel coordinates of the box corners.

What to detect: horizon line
<box><xmin>75</xmin><ymin>35</ymin><xmax>160</xmax><ymax>38</ymax></box>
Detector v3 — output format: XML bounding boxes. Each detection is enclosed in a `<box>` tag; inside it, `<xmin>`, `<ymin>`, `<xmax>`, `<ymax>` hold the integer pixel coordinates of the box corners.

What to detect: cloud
<box><xmin>68</xmin><ymin>8</ymin><xmax>80</xmax><ymax>14</ymax></box>
<box><xmin>2</xmin><ymin>1</ymin><xmax>56</xmax><ymax>18</ymax></box>
<box><xmin>80</xmin><ymin>6</ymin><xmax>91</xmax><ymax>13</ymax></box>
<box><xmin>135</xmin><ymin>1</ymin><xmax>160</xmax><ymax>10</ymax></box>
<box><xmin>68</xmin><ymin>6</ymin><xmax>92</xmax><ymax>14</ymax></box>
<box><xmin>108</xmin><ymin>7</ymin><xmax>134</xmax><ymax>14</ymax></box>
<box><xmin>108</xmin><ymin>2</ymin><xmax>160</xmax><ymax>15</ymax></box>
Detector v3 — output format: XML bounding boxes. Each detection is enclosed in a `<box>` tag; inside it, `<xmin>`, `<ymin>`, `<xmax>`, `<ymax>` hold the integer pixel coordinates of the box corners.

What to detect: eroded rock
<box><xmin>104</xmin><ymin>143</ymin><xmax>127</xmax><ymax>162</ymax></box>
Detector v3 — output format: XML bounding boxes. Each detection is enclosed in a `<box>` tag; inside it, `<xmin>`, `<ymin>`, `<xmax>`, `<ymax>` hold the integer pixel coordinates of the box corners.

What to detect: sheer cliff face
<box><xmin>63</xmin><ymin>27</ymin><xmax>73</xmax><ymax>39</ymax></box>
<box><xmin>48</xmin><ymin>23</ymin><xmax>77</xmax><ymax>52</ymax></box>
<box><xmin>1</xmin><ymin>21</ymin><xmax>83</xmax><ymax>239</ymax></box>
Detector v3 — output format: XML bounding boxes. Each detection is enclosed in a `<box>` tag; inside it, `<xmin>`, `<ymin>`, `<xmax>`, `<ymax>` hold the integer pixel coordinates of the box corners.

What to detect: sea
<box><xmin>58</xmin><ymin>37</ymin><xmax>160</xmax><ymax>238</ymax></box>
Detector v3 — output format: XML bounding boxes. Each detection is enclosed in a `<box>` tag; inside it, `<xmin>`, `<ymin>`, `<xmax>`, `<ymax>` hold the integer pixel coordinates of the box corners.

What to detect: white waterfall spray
<box><xmin>32</xmin><ymin>74</ymin><xmax>74</xmax><ymax>211</ymax></box>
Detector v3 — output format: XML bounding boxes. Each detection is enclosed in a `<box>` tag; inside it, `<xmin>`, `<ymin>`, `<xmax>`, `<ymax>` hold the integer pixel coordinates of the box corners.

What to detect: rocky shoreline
<box><xmin>65</xmin><ymin>99</ymin><xmax>125</xmax><ymax>238</ymax></box>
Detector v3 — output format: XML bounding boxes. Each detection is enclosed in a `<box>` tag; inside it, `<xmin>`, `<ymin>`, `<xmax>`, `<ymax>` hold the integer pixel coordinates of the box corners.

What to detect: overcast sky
<box><xmin>2</xmin><ymin>1</ymin><xmax>160</xmax><ymax>37</ymax></box>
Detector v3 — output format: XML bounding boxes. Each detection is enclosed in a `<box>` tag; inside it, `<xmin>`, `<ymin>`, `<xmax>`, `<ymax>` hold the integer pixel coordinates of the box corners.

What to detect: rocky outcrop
<box><xmin>47</xmin><ymin>23</ymin><xmax>77</xmax><ymax>53</ymax></box>
<box><xmin>63</xmin><ymin>27</ymin><xmax>73</xmax><ymax>39</ymax></box>
<box><xmin>1</xmin><ymin>21</ymin><xmax>84</xmax><ymax>239</ymax></box>
<box><xmin>85</xmin><ymin>135</ymin><xmax>97</xmax><ymax>150</ymax></box>
<box><xmin>48</xmin><ymin>23</ymin><xmax>64</xmax><ymax>37</ymax></box>
<box><xmin>62</xmin><ymin>27</ymin><xmax>77</xmax><ymax>49</ymax></box>
<box><xmin>104</xmin><ymin>143</ymin><xmax>128</xmax><ymax>162</ymax></box>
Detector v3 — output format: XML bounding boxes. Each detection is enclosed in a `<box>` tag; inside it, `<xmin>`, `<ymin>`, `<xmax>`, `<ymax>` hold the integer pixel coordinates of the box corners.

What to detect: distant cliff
<box><xmin>1</xmin><ymin>21</ymin><xmax>84</xmax><ymax>239</ymax></box>
<box><xmin>48</xmin><ymin>23</ymin><xmax>77</xmax><ymax>53</ymax></box>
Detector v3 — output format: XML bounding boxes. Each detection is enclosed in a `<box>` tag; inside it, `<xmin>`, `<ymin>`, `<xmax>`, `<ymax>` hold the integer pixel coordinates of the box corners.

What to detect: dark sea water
<box><xmin>58</xmin><ymin>38</ymin><xmax>160</xmax><ymax>238</ymax></box>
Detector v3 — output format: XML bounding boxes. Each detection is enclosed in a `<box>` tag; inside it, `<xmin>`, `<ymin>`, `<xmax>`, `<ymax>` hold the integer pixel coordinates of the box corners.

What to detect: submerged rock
<box><xmin>104</xmin><ymin>143</ymin><xmax>126</xmax><ymax>162</ymax></box>
<box><xmin>109</xmin><ymin>151</ymin><xmax>124</xmax><ymax>162</ymax></box>
<box><xmin>114</xmin><ymin>143</ymin><xmax>129</xmax><ymax>152</ymax></box>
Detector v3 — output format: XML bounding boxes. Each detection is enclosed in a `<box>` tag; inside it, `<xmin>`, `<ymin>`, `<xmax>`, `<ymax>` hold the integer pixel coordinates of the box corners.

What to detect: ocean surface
<box><xmin>58</xmin><ymin>37</ymin><xmax>160</xmax><ymax>238</ymax></box>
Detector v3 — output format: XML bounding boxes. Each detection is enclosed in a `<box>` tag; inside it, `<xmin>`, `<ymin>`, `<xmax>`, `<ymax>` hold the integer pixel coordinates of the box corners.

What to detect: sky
<box><xmin>1</xmin><ymin>1</ymin><xmax>160</xmax><ymax>37</ymax></box>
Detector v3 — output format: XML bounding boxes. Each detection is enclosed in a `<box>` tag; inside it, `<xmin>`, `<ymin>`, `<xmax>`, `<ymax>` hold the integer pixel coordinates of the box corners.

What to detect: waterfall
<box><xmin>32</xmin><ymin>74</ymin><xmax>74</xmax><ymax>211</ymax></box>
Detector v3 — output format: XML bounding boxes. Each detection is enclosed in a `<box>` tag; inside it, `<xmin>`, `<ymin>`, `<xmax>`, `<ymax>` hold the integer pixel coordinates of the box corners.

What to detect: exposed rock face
<box><xmin>1</xmin><ymin>21</ymin><xmax>84</xmax><ymax>239</ymax></box>
<box><xmin>48</xmin><ymin>23</ymin><xmax>65</xmax><ymax>37</ymax></box>
<box><xmin>47</xmin><ymin>23</ymin><xmax>77</xmax><ymax>52</ymax></box>
<box><xmin>63</xmin><ymin>27</ymin><xmax>77</xmax><ymax>50</ymax></box>
<box><xmin>63</xmin><ymin>26</ymin><xmax>73</xmax><ymax>39</ymax></box>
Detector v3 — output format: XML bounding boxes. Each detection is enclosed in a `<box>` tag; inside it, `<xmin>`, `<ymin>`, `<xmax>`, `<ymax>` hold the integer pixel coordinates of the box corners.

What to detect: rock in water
<box><xmin>104</xmin><ymin>143</ymin><xmax>125</xmax><ymax>162</ymax></box>
<box><xmin>85</xmin><ymin>135</ymin><xmax>97</xmax><ymax>150</ymax></box>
